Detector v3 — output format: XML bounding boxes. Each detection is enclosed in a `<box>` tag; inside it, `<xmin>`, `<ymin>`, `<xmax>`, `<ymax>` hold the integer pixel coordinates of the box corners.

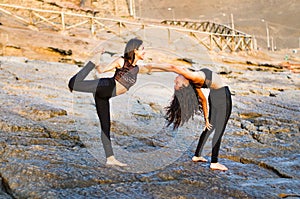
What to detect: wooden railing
<box><xmin>0</xmin><ymin>3</ymin><xmax>254</xmax><ymax>52</ymax></box>
<box><xmin>162</xmin><ymin>20</ymin><xmax>254</xmax><ymax>52</ymax></box>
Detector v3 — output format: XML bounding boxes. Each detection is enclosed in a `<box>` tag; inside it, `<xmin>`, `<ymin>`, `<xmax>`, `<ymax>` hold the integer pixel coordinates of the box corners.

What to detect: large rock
<box><xmin>0</xmin><ymin>52</ymin><xmax>299</xmax><ymax>198</ymax></box>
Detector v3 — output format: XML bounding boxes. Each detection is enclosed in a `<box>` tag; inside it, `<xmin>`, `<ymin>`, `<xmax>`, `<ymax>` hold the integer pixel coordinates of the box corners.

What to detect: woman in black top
<box><xmin>148</xmin><ymin>64</ymin><xmax>232</xmax><ymax>171</ymax></box>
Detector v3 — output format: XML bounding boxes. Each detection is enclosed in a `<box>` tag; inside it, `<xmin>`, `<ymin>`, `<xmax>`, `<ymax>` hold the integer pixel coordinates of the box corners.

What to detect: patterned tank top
<box><xmin>113</xmin><ymin>59</ymin><xmax>139</xmax><ymax>90</ymax></box>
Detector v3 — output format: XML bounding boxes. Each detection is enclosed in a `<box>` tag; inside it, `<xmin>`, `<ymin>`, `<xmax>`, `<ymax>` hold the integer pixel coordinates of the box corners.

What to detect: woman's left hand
<box><xmin>144</xmin><ymin>64</ymin><xmax>152</xmax><ymax>74</ymax></box>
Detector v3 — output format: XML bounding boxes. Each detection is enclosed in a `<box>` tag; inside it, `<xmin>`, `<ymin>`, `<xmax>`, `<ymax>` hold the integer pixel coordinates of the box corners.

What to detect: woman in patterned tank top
<box><xmin>68</xmin><ymin>38</ymin><xmax>171</xmax><ymax>167</ymax></box>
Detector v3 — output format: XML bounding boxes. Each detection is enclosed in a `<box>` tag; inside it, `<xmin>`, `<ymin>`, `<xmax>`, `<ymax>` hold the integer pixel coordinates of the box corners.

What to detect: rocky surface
<box><xmin>0</xmin><ymin>49</ymin><xmax>299</xmax><ymax>198</ymax></box>
<box><xmin>0</xmin><ymin>1</ymin><xmax>299</xmax><ymax>198</ymax></box>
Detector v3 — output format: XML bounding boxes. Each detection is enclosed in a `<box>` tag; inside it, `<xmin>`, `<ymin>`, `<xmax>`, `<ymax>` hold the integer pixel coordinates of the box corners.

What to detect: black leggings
<box><xmin>194</xmin><ymin>86</ymin><xmax>232</xmax><ymax>163</ymax></box>
<box><xmin>68</xmin><ymin>61</ymin><xmax>116</xmax><ymax>158</ymax></box>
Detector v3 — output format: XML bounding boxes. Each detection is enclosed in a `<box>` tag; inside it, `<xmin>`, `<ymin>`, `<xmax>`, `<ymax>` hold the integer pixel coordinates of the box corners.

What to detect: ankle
<box><xmin>106</xmin><ymin>156</ymin><xmax>116</xmax><ymax>161</ymax></box>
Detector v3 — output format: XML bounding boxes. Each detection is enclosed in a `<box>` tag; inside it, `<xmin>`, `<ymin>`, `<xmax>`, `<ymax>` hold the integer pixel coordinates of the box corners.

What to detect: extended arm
<box><xmin>96</xmin><ymin>57</ymin><xmax>123</xmax><ymax>74</ymax></box>
<box><xmin>145</xmin><ymin>64</ymin><xmax>200</xmax><ymax>82</ymax></box>
<box><xmin>138</xmin><ymin>63</ymin><xmax>174</xmax><ymax>74</ymax></box>
<box><xmin>195</xmin><ymin>87</ymin><xmax>212</xmax><ymax>130</ymax></box>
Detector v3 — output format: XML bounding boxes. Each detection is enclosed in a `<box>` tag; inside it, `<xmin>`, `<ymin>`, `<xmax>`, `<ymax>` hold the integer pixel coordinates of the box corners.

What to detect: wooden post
<box><xmin>232</xmin><ymin>36</ymin><xmax>235</xmax><ymax>52</ymax></box>
<box><xmin>29</xmin><ymin>10</ymin><xmax>33</xmax><ymax>25</ymax></box>
<box><xmin>61</xmin><ymin>11</ymin><xmax>65</xmax><ymax>31</ymax></box>
<box><xmin>210</xmin><ymin>34</ymin><xmax>213</xmax><ymax>51</ymax></box>
<box><xmin>132</xmin><ymin>0</ymin><xmax>136</xmax><ymax>18</ymax></box>
<box><xmin>90</xmin><ymin>16</ymin><xmax>95</xmax><ymax>35</ymax></box>
<box><xmin>230</xmin><ymin>13</ymin><xmax>234</xmax><ymax>35</ymax></box>
<box><xmin>129</xmin><ymin>0</ymin><xmax>133</xmax><ymax>16</ymax></box>
<box><xmin>271</xmin><ymin>36</ymin><xmax>274</xmax><ymax>51</ymax></box>
<box><xmin>253</xmin><ymin>36</ymin><xmax>256</xmax><ymax>50</ymax></box>
<box><xmin>266</xmin><ymin>22</ymin><xmax>270</xmax><ymax>50</ymax></box>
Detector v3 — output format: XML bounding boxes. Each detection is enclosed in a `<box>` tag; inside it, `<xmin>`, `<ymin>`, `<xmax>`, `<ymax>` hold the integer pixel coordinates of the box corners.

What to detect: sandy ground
<box><xmin>1</xmin><ymin>0</ymin><xmax>300</xmax><ymax>65</ymax></box>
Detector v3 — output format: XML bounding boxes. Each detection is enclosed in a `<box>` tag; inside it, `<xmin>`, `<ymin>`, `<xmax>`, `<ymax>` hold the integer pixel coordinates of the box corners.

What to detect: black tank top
<box><xmin>189</xmin><ymin>68</ymin><xmax>212</xmax><ymax>89</ymax></box>
<box><xmin>199</xmin><ymin>68</ymin><xmax>212</xmax><ymax>88</ymax></box>
<box><xmin>113</xmin><ymin>59</ymin><xmax>139</xmax><ymax>90</ymax></box>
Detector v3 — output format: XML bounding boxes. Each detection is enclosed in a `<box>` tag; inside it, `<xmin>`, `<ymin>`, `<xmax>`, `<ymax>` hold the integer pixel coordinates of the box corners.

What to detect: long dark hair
<box><xmin>124</xmin><ymin>38</ymin><xmax>143</xmax><ymax>64</ymax></box>
<box><xmin>165</xmin><ymin>82</ymin><xmax>202</xmax><ymax>130</ymax></box>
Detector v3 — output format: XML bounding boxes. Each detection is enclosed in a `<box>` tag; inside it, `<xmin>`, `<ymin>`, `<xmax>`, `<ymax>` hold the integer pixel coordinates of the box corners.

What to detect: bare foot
<box><xmin>192</xmin><ymin>156</ymin><xmax>208</xmax><ymax>162</ymax></box>
<box><xmin>210</xmin><ymin>163</ymin><xmax>228</xmax><ymax>171</ymax></box>
<box><xmin>106</xmin><ymin>156</ymin><xmax>128</xmax><ymax>167</ymax></box>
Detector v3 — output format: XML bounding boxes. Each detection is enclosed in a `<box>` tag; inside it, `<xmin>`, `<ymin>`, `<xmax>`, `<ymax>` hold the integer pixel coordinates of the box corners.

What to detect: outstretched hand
<box><xmin>144</xmin><ymin>64</ymin><xmax>152</xmax><ymax>74</ymax></box>
<box><xmin>89</xmin><ymin>47</ymin><xmax>105</xmax><ymax>66</ymax></box>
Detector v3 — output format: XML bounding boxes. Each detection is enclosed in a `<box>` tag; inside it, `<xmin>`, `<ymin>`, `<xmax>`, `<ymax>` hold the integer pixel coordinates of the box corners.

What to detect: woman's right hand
<box><xmin>205</xmin><ymin>118</ymin><xmax>212</xmax><ymax>130</ymax></box>
<box><xmin>90</xmin><ymin>47</ymin><xmax>105</xmax><ymax>66</ymax></box>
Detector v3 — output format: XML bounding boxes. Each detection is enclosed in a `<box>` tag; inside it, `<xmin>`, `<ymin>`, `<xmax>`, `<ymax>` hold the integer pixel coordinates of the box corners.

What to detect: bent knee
<box><xmin>68</xmin><ymin>76</ymin><xmax>76</xmax><ymax>92</ymax></box>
